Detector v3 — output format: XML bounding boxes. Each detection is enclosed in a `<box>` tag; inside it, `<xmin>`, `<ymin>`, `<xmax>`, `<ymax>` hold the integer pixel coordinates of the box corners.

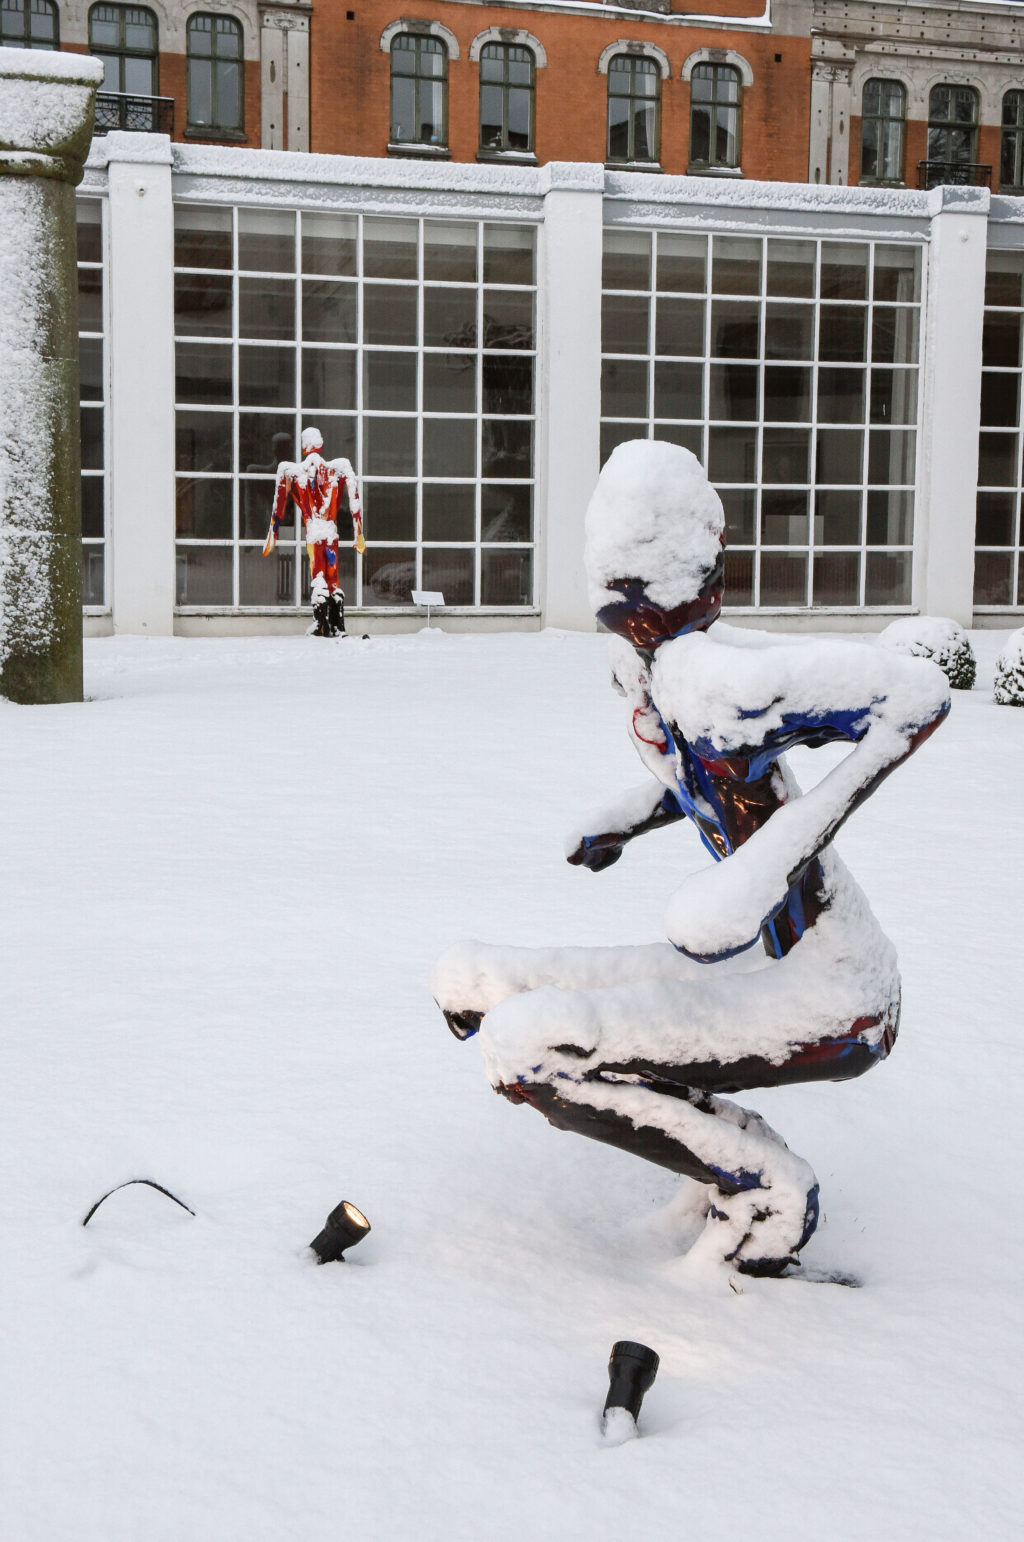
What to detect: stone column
<box><xmin>0</xmin><ymin>48</ymin><xmax>102</xmax><ymax>704</ymax></box>
<box><xmin>538</xmin><ymin>162</ymin><xmax>604</xmax><ymax>632</ymax></box>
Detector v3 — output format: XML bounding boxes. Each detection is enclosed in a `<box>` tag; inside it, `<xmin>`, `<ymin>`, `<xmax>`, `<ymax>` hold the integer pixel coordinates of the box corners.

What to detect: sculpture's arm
<box><xmin>565</xmin><ymin>781</ymin><xmax>685</xmax><ymax>872</ymax></box>
<box><xmin>330</xmin><ymin>457</ymin><xmax>366</xmax><ymax>553</ymax></box>
<box><xmin>263</xmin><ymin>467</ymin><xmax>293</xmax><ymax>556</ymax></box>
<box><xmin>664</xmin><ymin>668</ymin><xmax>950</xmax><ymax>961</ymax></box>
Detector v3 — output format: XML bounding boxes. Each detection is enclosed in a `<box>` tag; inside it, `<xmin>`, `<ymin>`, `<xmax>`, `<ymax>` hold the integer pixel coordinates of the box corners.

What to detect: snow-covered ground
<box><xmin>0</xmin><ymin>628</ymin><xmax>1020</xmax><ymax>1540</ymax></box>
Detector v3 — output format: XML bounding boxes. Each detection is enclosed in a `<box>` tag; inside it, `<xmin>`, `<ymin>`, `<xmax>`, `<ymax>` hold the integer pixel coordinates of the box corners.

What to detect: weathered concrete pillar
<box><xmin>0</xmin><ymin>47</ymin><xmax>102</xmax><ymax>704</ymax></box>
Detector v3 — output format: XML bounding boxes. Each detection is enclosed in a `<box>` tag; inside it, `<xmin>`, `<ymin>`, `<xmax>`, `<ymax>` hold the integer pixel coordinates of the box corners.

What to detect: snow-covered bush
<box><xmin>878</xmin><ymin>616</ymin><xmax>977</xmax><ymax>690</ymax></box>
<box><xmin>993</xmin><ymin>628</ymin><xmax>1024</xmax><ymax>706</ymax></box>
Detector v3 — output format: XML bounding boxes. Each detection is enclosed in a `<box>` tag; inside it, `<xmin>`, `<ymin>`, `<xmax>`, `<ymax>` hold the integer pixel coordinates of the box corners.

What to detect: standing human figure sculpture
<box><xmin>433</xmin><ymin>440</ymin><xmax>950</xmax><ymax>1279</ymax></box>
<box><xmin>264</xmin><ymin>426</ymin><xmax>365</xmax><ymax>637</ymax></box>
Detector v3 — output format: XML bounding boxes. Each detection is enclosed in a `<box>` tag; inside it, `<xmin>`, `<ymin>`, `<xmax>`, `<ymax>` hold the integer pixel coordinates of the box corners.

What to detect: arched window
<box><xmin>1001</xmin><ymin>91</ymin><xmax>1024</xmax><ymax>191</ymax></box>
<box><xmin>927</xmin><ymin>84</ymin><xmax>979</xmax><ymax>180</ymax></box>
<box><xmin>390</xmin><ymin>33</ymin><xmax>448</xmax><ymax>149</ymax></box>
<box><xmin>606</xmin><ymin>54</ymin><xmax>660</xmax><ymax>166</ymax></box>
<box><xmin>0</xmin><ymin>0</ymin><xmax>58</xmax><ymax>48</ymax></box>
<box><xmin>89</xmin><ymin>5</ymin><xmax>159</xmax><ymax>97</ymax></box>
<box><xmin>479</xmin><ymin>43</ymin><xmax>534</xmax><ymax>155</ymax></box>
<box><xmin>689</xmin><ymin>63</ymin><xmax>741</xmax><ymax>171</ymax></box>
<box><xmin>187</xmin><ymin>13</ymin><xmax>244</xmax><ymax>134</ymax></box>
<box><xmin>861</xmin><ymin>78</ymin><xmax>906</xmax><ymax>184</ymax></box>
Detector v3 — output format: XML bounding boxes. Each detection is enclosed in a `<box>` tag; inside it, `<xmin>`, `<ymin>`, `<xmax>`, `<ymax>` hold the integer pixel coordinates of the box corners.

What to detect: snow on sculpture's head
<box><xmin>301</xmin><ymin>426</ymin><xmax>324</xmax><ymax>455</ymax></box>
<box><xmin>585</xmin><ymin>440</ymin><xmax>726</xmax><ymax>651</ymax></box>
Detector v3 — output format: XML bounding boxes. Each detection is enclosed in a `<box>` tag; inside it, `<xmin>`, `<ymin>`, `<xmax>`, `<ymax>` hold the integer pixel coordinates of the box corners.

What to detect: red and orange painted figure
<box><xmin>264</xmin><ymin>426</ymin><xmax>365</xmax><ymax>636</ymax></box>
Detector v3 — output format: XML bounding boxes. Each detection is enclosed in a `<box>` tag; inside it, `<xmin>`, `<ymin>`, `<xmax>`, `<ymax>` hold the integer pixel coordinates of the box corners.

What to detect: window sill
<box><xmin>184</xmin><ymin>126</ymin><xmax>248</xmax><ymax>143</ymax></box>
<box><xmin>605</xmin><ymin>161</ymin><xmax>663</xmax><ymax>174</ymax></box>
<box><xmin>685</xmin><ymin>165</ymin><xmax>744</xmax><ymax>178</ymax></box>
<box><xmin>386</xmin><ymin>142</ymin><xmax>451</xmax><ymax>160</ymax></box>
<box><xmin>476</xmin><ymin>149</ymin><xmax>538</xmax><ymax>166</ymax></box>
<box><xmin>859</xmin><ymin>178</ymin><xmax>906</xmax><ymax>189</ymax></box>
<box><xmin>997</xmin><ymin>186</ymin><xmax>1024</xmax><ymax>196</ymax></box>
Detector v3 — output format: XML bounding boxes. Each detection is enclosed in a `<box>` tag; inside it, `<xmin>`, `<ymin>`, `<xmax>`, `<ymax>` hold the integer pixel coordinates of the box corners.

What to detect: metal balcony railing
<box><xmin>93</xmin><ymin>92</ymin><xmax>174</xmax><ymax>136</ymax></box>
<box><xmin>917</xmin><ymin>160</ymin><xmax>991</xmax><ymax>190</ymax></box>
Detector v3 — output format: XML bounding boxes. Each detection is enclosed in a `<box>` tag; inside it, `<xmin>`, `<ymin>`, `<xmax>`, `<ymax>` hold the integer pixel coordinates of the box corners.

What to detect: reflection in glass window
<box><xmin>77</xmin><ymin>200</ymin><xmax>106</xmax><ymax>607</ymax></box>
<box><xmin>88</xmin><ymin>4</ymin><xmax>158</xmax><ymax>95</ymax></box>
<box><xmin>187</xmin><ymin>14</ymin><xmax>243</xmax><ymax>134</ymax></box>
<box><xmin>927</xmin><ymin>84</ymin><xmax>979</xmax><ymax>174</ymax></box>
<box><xmin>607</xmin><ymin>55</ymin><xmax>660</xmax><ymax>166</ymax></box>
<box><xmin>689</xmin><ymin>63</ymin><xmax>741</xmax><ymax>172</ymax></box>
<box><xmin>0</xmin><ymin>0</ymin><xmax>58</xmax><ymax>47</ymax></box>
<box><xmin>390</xmin><ymin>33</ymin><xmax>447</xmax><ymax>148</ymax></box>
<box><xmin>1001</xmin><ymin>91</ymin><xmax>1024</xmax><ymax>193</ymax></box>
<box><xmin>975</xmin><ymin>249</ymin><xmax>1024</xmax><ymax>606</ymax></box>
<box><xmin>173</xmin><ymin>208</ymin><xmax>537</xmax><ymax>610</ymax></box>
<box><xmin>861</xmin><ymin>79</ymin><xmax>905</xmax><ymax>184</ymax></box>
<box><xmin>479</xmin><ymin>43</ymin><xmax>534</xmax><ymax>155</ymax></box>
<box><xmin>600</xmin><ymin>230</ymin><xmax>922</xmax><ymax>608</ymax></box>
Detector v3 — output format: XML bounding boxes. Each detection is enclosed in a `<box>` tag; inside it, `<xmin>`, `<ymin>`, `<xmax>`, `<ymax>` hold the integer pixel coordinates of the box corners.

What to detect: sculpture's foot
<box><xmin>443</xmin><ymin>1007</ymin><xmax>482</xmax><ymax>1041</ymax></box>
<box><xmin>720</xmin><ymin>1181</ymin><xmax>820</xmax><ymax>1277</ymax></box>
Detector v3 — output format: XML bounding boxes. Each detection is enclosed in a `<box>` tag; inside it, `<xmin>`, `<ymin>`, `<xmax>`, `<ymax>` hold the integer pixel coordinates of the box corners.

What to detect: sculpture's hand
<box><xmin>566</xmin><ymin>833</ymin><xmax>625</xmax><ymax>872</ymax></box>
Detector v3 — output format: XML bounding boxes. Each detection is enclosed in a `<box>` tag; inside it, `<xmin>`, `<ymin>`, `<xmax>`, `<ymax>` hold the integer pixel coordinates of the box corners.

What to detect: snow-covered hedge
<box><xmin>993</xmin><ymin>628</ymin><xmax>1024</xmax><ymax>706</ymax></box>
<box><xmin>878</xmin><ymin>616</ymin><xmax>977</xmax><ymax>690</ymax></box>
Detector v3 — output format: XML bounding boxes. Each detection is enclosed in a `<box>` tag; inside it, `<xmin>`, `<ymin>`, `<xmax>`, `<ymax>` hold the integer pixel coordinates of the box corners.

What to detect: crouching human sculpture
<box><xmin>264</xmin><ymin>426</ymin><xmax>365</xmax><ymax>637</ymax></box>
<box><xmin>433</xmin><ymin>440</ymin><xmax>950</xmax><ymax>1278</ymax></box>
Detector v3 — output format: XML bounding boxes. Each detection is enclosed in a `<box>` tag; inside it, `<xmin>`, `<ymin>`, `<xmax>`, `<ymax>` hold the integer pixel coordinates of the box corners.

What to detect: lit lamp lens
<box><xmin>310</xmin><ymin>1200</ymin><xmax>371</xmax><ymax>1264</ymax></box>
<box><xmin>602</xmin><ymin>1340</ymin><xmax>659</xmax><ymax>1438</ymax></box>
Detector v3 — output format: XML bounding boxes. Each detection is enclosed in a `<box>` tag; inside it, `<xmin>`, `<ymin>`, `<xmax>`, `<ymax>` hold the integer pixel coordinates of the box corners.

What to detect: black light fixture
<box><xmin>602</xmin><ymin>1340</ymin><xmax>659</xmax><ymax>1443</ymax></box>
<box><xmin>310</xmin><ymin>1200</ymin><xmax>371</xmax><ymax>1263</ymax></box>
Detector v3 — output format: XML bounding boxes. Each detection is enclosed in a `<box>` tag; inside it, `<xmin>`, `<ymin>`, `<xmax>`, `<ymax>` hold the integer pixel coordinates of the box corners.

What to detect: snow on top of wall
<box><xmin>0</xmin><ymin>47</ymin><xmax>103</xmax><ymax>86</ymax></box>
<box><xmin>605</xmin><ymin>170</ymin><xmax>932</xmax><ymax>221</ymax></box>
<box><xmin>585</xmin><ymin>440</ymin><xmax>724</xmax><ymax>613</ymax></box>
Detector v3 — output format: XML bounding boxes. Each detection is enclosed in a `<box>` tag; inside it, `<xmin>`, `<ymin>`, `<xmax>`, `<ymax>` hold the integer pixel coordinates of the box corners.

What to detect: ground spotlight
<box><xmin>310</xmin><ymin>1200</ymin><xmax>371</xmax><ymax>1263</ymax></box>
<box><xmin>602</xmin><ymin>1340</ymin><xmax>659</xmax><ymax>1444</ymax></box>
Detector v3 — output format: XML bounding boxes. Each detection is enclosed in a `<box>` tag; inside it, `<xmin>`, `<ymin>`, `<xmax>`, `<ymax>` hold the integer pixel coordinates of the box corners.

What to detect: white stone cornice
<box><xmin>380</xmin><ymin>19</ymin><xmax>460</xmax><ymax>59</ymax></box>
<box><xmin>597</xmin><ymin>41</ymin><xmax>670</xmax><ymax>78</ymax></box>
<box><xmin>468</xmin><ymin>29</ymin><xmax>547</xmax><ymax>68</ymax></box>
<box><xmin>681</xmin><ymin>48</ymin><xmax>754</xmax><ymax>86</ymax></box>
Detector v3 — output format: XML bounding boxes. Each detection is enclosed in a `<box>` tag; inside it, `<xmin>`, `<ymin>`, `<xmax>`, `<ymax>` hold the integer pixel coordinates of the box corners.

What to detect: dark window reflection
<box><xmin>177</xmin><ymin>410</ymin><xmax>232</xmax><ymax>473</ymax></box>
<box><xmin>865</xmin><ymin>551</ymin><xmax>910</xmax><ymax>604</ymax></box>
<box><xmin>813</xmin><ymin>552</ymin><xmax>860</xmax><ymax>606</ymax></box>
<box><xmin>424</xmin><ymin>286</ymin><xmax>476</xmax><ymax>347</ymax></box>
<box><xmin>482</xmin><ymin>288</ymin><xmax>533</xmax><ymax>349</ymax></box>
<box><xmin>174</xmin><ymin>208</ymin><xmax>232</xmax><ymax>270</ymax></box>
<box><xmin>82</xmin><ymin>546</ymin><xmax>104</xmax><ymax>606</ymax></box>
<box><xmin>973</xmin><ymin>551</ymin><xmax>1014</xmax><ymax>605</ymax></box>
<box><xmin>975</xmin><ymin>491</ymin><xmax>1015</xmax><ymax>546</ymax></box>
<box><xmin>980</xmin><ymin>372</ymin><xmax>1019</xmax><ymax>428</ymax></box>
<box><xmin>761</xmin><ymin>490</ymin><xmax>808</xmax><ymax>544</ymax></box>
<box><xmin>481</xmin><ymin>548</ymin><xmax>532</xmax><ymax>604</ymax></box>
<box><xmin>176</xmin><ymin>545</ymin><xmax>233</xmax><ymax>605</ymax></box>
<box><xmin>81</xmin><ymin>476</ymin><xmax>105</xmax><ymax>539</ymax></box>
<box><xmin>482</xmin><ymin>484</ymin><xmax>531</xmax><ymax>542</ymax></box>
<box><xmin>364</xmin><ymin>416</ymin><xmax>416</xmax><ymax>475</ymax></box>
<box><xmin>364</xmin><ymin>284</ymin><xmax>418</xmax><ymax>346</ymax></box>
<box><xmin>176</xmin><ymin>341</ymin><xmax>232</xmax><ymax>404</ymax></box>
<box><xmin>176</xmin><ymin>477</ymin><xmax>233</xmax><ymax>538</ymax></box>
<box><xmin>424</xmin><ymin>353</ymin><xmax>476</xmax><ymax>412</ymax></box>
<box><xmin>720</xmin><ymin>487</ymin><xmax>755</xmax><ymax>543</ymax></box>
<box><xmin>764</xmin><ymin>366</ymin><xmax>811</xmax><ymax>423</ymax></box>
<box><xmin>239</xmin><ymin>413</ymin><xmax>294</xmax><ymax>473</ymax></box>
<box><xmin>240</xmin><ymin>345</ymin><xmax>295</xmax><ymax>407</ymax></box>
<box><xmin>424</xmin><ymin>483</ymin><xmax>475</xmax><ymax>541</ymax></box>
<box><xmin>363</xmin><ymin>351</ymin><xmax>416</xmax><ymax>412</ymax></box>
<box><xmin>602</xmin><ymin>358</ymin><xmax>648</xmax><ymax>419</ymax></box>
<box><xmin>760</xmin><ymin>552</ymin><xmax>807</xmax><ymax>606</ymax></box>
<box><xmin>363</xmin><ymin>547</ymin><xmax>416</xmax><ymax>605</ymax></box>
<box><xmin>302</xmin><ymin>280</ymin><xmax>357</xmax><ymax>344</ymax></box>
<box><xmin>362</xmin><ymin>481</ymin><xmax>417</xmax><ymax>541</ymax></box>
<box><xmin>77</xmin><ymin>267</ymin><xmax>104</xmax><ymax>332</ymax></box>
<box><xmin>866</xmin><ymin>490</ymin><xmax>914</xmax><ymax>545</ymax></box>
<box><xmin>710</xmin><ymin>363</ymin><xmax>758</xmax><ymax>421</ymax></box>
<box><xmin>655</xmin><ymin>298</ymin><xmax>704</xmax><ymax>356</ymax></box>
<box><xmin>423</xmin><ymin>548</ymin><xmax>474</xmax><ymax>604</ymax></box>
<box><xmin>423</xmin><ymin>418</ymin><xmax>476</xmax><ymax>478</ymax></box>
<box><xmin>481</xmin><ymin>419</ymin><xmax>532</xmax><ymax>477</ymax></box>
<box><xmin>239</xmin><ymin>277</ymin><xmax>295</xmax><ymax>339</ymax></box>
<box><xmin>708</xmin><ymin>425</ymin><xmax>757</xmax><ymax>482</ymax></box>
<box><xmin>175</xmin><ymin>272</ymin><xmax>232</xmax><ymax>337</ymax></box>
<box><xmin>762</xmin><ymin>427</ymin><xmax>809</xmax><ymax>484</ymax></box>
<box><xmin>814</xmin><ymin>489</ymin><xmax>862</xmax><ymax>545</ymax></box>
<box><xmin>302</xmin><ymin>349</ymin><xmax>356</xmax><ymax>412</ymax></box>
<box><xmin>79</xmin><ymin>337</ymin><xmax>104</xmax><ymax>401</ymax></box>
<box><xmin>483</xmin><ymin>353</ymin><xmax>533</xmax><ymax>414</ymax></box>
<box><xmin>240</xmin><ymin>545</ymin><xmax>296</xmax><ymax>606</ymax></box>
<box><xmin>724</xmin><ymin>549</ymin><xmax>753</xmax><ymax>604</ymax></box>
<box><xmin>654</xmin><ymin>362</ymin><xmax>703</xmax><ymax>420</ymax></box>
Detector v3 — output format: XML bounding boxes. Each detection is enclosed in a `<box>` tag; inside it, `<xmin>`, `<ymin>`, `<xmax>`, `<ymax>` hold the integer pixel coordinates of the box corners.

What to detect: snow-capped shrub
<box><xmin>994</xmin><ymin>628</ymin><xmax>1024</xmax><ymax>706</ymax></box>
<box><xmin>878</xmin><ymin>616</ymin><xmax>977</xmax><ymax>690</ymax></box>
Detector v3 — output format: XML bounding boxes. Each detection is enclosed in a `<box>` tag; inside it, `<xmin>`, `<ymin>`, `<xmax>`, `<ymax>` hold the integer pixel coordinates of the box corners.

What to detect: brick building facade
<box><xmin>5</xmin><ymin>1</ymin><xmax>1024</xmax><ymax>189</ymax></box>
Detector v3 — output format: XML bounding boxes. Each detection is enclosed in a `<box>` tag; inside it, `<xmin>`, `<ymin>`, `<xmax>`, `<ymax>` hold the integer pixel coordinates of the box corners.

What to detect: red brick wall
<box><xmin>312</xmin><ymin>6</ymin><xmax>811</xmax><ymax>180</ymax></box>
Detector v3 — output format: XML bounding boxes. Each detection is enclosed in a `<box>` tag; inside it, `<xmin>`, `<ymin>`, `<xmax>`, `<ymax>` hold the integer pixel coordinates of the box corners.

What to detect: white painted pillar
<box><xmin>828</xmin><ymin>67</ymin><xmax>852</xmax><ymax>186</ymax></box>
<box><xmin>286</xmin><ymin>19</ymin><xmax>310</xmax><ymax>152</ymax></box>
<box><xmin>538</xmin><ymin>163</ymin><xmax>604</xmax><ymax>631</ymax></box>
<box><xmin>104</xmin><ymin>132</ymin><xmax>176</xmax><ymax>635</ymax></box>
<box><xmin>916</xmin><ymin>185</ymin><xmax>990</xmax><ymax>624</ymax></box>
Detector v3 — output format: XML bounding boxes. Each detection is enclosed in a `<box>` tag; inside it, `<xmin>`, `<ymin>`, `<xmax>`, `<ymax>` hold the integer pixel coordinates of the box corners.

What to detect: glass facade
<box><xmin>861</xmin><ymin>79</ymin><xmax>906</xmax><ymax>185</ymax></box>
<box><xmin>975</xmin><ymin>250</ymin><xmax>1024</xmax><ymax>607</ymax></box>
<box><xmin>607</xmin><ymin>55</ymin><xmax>660</xmax><ymax>166</ymax></box>
<box><xmin>77</xmin><ymin>199</ymin><xmax>106</xmax><ymax>608</ymax></box>
<box><xmin>173</xmin><ymin>207</ymin><xmax>537</xmax><ymax>610</ymax></box>
<box><xmin>600</xmin><ymin>229</ymin><xmax>921</xmax><ymax>607</ymax></box>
